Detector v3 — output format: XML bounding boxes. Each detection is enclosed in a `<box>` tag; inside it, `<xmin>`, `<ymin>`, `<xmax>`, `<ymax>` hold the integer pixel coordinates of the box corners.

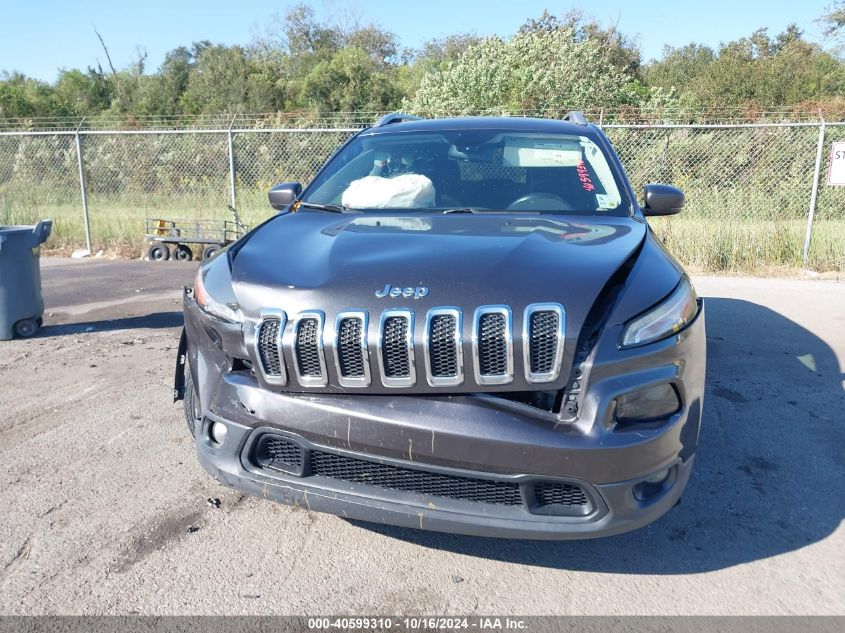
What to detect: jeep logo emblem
<box><xmin>375</xmin><ymin>284</ymin><xmax>429</xmax><ymax>299</ymax></box>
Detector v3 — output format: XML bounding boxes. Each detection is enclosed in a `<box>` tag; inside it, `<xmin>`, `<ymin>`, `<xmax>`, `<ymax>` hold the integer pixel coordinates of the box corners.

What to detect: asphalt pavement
<box><xmin>0</xmin><ymin>258</ymin><xmax>843</xmax><ymax>615</ymax></box>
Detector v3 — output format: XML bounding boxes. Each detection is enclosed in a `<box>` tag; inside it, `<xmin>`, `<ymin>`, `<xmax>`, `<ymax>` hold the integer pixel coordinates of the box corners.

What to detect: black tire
<box><xmin>174</xmin><ymin>244</ymin><xmax>193</xmax><ymax>261</ymax></box>
<box><xmin>202</xmin><ymin>245</ymin><xmax>219</xmax><ymax>260</ymax></box>
<box><xmin>183</xmin><ymin>362</ymin><xmax>201</xmax><ymax>438</ymax></box>
<box><xmin>148</xmin><ymin>243</ymin><xmax>170</xmax><ymax>261</ymax></box>
<box><xmin>14</xmin><ymin>318</ymin><xmax>38</xmax><ymax>338</ymax></box>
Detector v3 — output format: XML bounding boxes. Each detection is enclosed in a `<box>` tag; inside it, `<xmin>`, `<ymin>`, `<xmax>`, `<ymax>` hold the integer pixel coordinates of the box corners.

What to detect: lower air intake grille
<box><xmin>429</xmin><ymin>314</ymin><xmax>458</xmax><ymax>377</ymax></box>
<box><xmin>295</xmin><ymin>318</ymin><xmax>322</xmax><ymax>377</ymax></box>
<box><xmin>529</xmin><ymin>310</ymin><xmax>560</xmax><ymax>375</ymax></box>
<box><xmin>253</xmin><ymin>435</ymin><xmax>304</xmax><ymax>475</ymax></box>
<box><xmin>478</xmin><ymin>312</ymin><xmax>508</xmax><ymax>376</ymax></box>
<box><xmin>250</xmin><ymin>434</ymin><xmax>595</xmax><ymax>517</ymax></box>
<box><xmin>534</xmin><ymin>482</ymin><xmax>589</xmax><ymax>507</ymax></box>
<box><xmin>382</xmin><ymin>316</ymin><xmax>410</xmax><ymax>377</ymax></box>
<box><xmin>257</xmin><ymin>319</ymin><xmax>282</xmax><ymax>376</ymax></box>
<box><xmin>310</xmin><ymin>450</ymin><xmax>523</xmax><ymax>506</ymax></box>
<box><xmin>337</xmin><ymin>317</ymin><xmax>365</xmax><ymax>377</ymax></box>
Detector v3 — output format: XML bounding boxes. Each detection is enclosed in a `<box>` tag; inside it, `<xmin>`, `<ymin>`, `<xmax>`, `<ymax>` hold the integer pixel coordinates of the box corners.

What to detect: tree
<box><xmin>180</xmin><ymin>45</ymin><xmax>276</xmax><ymax>114</ymax></box>
<box><xmin>248</xmin><ymin>3</ymin><xmax>406</xmax><ymax>112</ymax></box>
<box><xmin>644</xmin><ymin>25</ymin><xmax>845</xmax><ymax>111</ymax></box>
<box><xmin>0</xmin><ymin>72</ymin><xmax>58</xmax><ymax>118</ymax></box>
<box><xmin>299</xmin><ymin>47</ymin><xmax>401</xmax><ymax>113</ymax></box>
<box><xmin>407</xmin><ymin>27</ymin><xmax>636</xmax><ymax>116</ymax></box>
<box><xmin>820</xmin><ymin>1</ymin><xmax>845</xmax><ymax>40</ymax></box>
<box><xmin>520</xmin><ymin>10</ymin><xmax>643</xmax><ymax>79</ymax></box>
<box><xmin>645</xmin><ymin>44</ymin><xmax>716</xmax><ymax>98</ymax></box>
<box><xmin>53</xmin><ymin>68</ymin><xmax>112</xmax><ymax>115</ymax></box>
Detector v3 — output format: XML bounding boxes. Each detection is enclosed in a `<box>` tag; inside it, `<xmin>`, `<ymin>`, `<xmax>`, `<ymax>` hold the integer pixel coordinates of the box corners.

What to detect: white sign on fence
<box><xmin>829</xmin><ymin>141</ymin><xmax>845</xmax><ymax>186</ymax></box>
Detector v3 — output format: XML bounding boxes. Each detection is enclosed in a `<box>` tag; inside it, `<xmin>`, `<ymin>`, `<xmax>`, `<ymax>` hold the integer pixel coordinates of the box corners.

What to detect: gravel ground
<box><xmin>0</xmin><ymin>259</ymin><xmax>843</xmax><ymax>615</ymax></box>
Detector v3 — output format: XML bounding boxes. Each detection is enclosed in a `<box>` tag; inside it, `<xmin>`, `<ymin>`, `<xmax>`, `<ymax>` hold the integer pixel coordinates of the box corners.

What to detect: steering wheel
<box><xmin>506</xmin><ymin>192</ymin><xmax>574</xmax><ymax>212</ymax></box>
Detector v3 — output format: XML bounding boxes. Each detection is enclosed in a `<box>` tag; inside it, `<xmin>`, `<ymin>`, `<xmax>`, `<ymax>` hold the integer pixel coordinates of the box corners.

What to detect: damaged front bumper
<box><xmin>182</xmin><ymin>290</ymin><xmax>705</xmax><ymax>540</ymax></box>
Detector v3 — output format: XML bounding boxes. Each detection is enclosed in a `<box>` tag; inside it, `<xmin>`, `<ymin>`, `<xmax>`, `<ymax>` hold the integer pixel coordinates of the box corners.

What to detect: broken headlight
<box><xmin>620</xmin><ymin>277</ymin><xmax>698</xmax><ymax>348</ymax></box>
<box><xmin>194</xmin><ymin>255</ymin><xmax>242</xmax><ymax>324</ymax></box>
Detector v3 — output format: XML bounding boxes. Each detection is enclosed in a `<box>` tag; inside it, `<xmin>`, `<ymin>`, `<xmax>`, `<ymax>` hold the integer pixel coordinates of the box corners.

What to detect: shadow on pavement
<box><xmin>352</xmin><ymin>298</ymin><xmax>845</xmax><ymax>574</ymax></box>
<box><xmin>34</xmin><ymin>312</ymin><xmax>184</xmax><ymax>337</ymax></box>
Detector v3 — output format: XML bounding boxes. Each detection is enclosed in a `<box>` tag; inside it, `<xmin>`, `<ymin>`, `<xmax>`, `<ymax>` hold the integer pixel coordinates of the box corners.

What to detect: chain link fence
<box><xmin>0</xmin><ymin>119</ymin><xmax>843</xmax><ymax>271</ymax></box>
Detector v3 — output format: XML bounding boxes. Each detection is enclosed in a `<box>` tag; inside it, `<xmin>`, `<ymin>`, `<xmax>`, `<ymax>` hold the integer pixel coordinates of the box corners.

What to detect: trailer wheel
<box><xmin>148</xmin><ymin>243</ymin><xmax>170</xmax><ymax>261</ymax></box>
<box><xmin>202</xmin><ymin>245</ymin><xmax>219</xmax><ymax>260</ymax></box>
<box><xmin>174</xmin><ymin>244</ymin><xmax>193</xmax><ymax>261</ymax></box>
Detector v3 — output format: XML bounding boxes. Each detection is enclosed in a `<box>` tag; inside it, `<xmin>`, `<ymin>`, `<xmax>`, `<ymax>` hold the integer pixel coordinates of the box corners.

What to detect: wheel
<box><xmin>202</xmin><ymin>245</ymin><xmax>219</xmax><ymax>260</ymax></box>
<box><xmin>174</xmin><ymin>244</ymin><xmax>193</xmax><ymax>261</ymax></box>
<box><xmin>183</xmin><ymin>361</ymin><xmax>201</xmax><ymax>438</ymax></box>
<box><xmin>148</xmin><ymin>243</ymin><xmax>170</xmax><ymax>261</ymax></box>
<box><xmin>14</xmin><ymin>318</ymin><xmax>38</xmax><ymax>338</ymax></box>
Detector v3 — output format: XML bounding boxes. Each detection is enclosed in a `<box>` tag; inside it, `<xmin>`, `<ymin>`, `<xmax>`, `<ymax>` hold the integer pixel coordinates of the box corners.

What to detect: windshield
<box><xmin>302</xmin><ymin>129</ymin><xmax>628</xmax><ymax>216</ymax></box>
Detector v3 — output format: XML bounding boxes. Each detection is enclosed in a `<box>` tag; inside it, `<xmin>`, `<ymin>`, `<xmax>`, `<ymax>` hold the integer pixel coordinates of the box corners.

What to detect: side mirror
<box><xmin>643</xmin><ymin>184</ymin><xmax>684</xmax><ymax>216</ymax></box>
<box><xmin>268</xmin><ymin>182</ymin><xmax>302</xmax><ymax>211</ymax></box>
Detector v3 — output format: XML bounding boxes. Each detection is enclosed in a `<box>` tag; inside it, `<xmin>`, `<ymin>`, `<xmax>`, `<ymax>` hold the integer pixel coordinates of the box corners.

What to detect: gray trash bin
<box><xmin>0</xmin><ymin>219</ymin><xmax>53</xmax><ymax>340</ymax></box>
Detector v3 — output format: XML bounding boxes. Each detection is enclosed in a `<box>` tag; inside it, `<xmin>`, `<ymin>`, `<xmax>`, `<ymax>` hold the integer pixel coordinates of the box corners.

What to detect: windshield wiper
<box><xmin>441</xmin><ymin>207</ymin><xmax>484</xmax><ymax>214</ymax></box>
<box><xmin>298</xmin><ymin>201</ymin><xmax>352</xmax><ymax>213</ymax></box>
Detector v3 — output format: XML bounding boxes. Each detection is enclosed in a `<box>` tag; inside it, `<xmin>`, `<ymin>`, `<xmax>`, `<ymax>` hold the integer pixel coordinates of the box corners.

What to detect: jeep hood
<box><xmin>232</xmin><ymin>211</ymin><xmax>645</xmax><ymax>336</ymax></box>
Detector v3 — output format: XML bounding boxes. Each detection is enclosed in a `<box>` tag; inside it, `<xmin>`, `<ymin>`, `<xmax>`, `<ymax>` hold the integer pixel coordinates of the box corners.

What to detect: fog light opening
<box><xmin>209</xmin><ymin>421</ymin><xmax>228</xmax><ymax>445</ymax></box>
<box><xmin>615</xmin><ymin>383</ymin><xmax>681</xmax><ymax>425</ymax></box>
<box><xmin>633</xmin><ymin>466</ymin><xmax>674</xmax><ymax>502</ymax></box>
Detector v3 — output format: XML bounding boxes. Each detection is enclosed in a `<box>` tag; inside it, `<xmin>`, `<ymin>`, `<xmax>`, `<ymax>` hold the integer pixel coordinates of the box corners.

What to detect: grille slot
<box><xmin>337</xmin><ymin>319</ymin><xmax>364</xmax><ymax>376</ymax></box>
<box><xmin>473</xmin><ymin>307</ymin><xmax>513</xmax><ymax>385</ymax></box>
<box><xmin>379</xmin><ymin>311</ymin><xmax>415</xmax><ymax>387</ymax></box>
<box><xmin>337</xmin><ymin>318</ymin><xmax>364</xmax><ymax>375</ymax></box>
<box><xmin>479</xmin><ymin>313</ymin><xmax>507</xmax><ymax>374</ymax></box>
<box><xmin>254</xmin><ymin>311</ymin><xmax>286</xmax><ymax>385</ymax></box>
<box><xmin>295</xmin><ymin>319</ymin><xmax>322</xmax><ymax>376</ymax></box>
<box><xmin>429</xmin><ymin>315</ymin><xmax>458</xmax><ymax>376</ymax></box>
<box><xmin>529</xmin><ymin>311</ymin><xmax>558</xmax><ymax>373</ymax></box>
<box><xmin>258</xmin><ymin>320</ymin><xmax>282</xmax><ymax>375</ymax></box>
<box><xmin>310</xmin><ymin>450</ymin><xmax>523</xmax><ymax>505</ymax></box>
<box><xmin>524</xmin><ymin>304</ymin><xmax>565</xmax><ymax>383</ymax></box>
<box><xmin>292</xmin><ymin>313</ymin><xmax>327</xmax><ymax>387</ymax></box>
<box><xmin>383</xmin><ymin>317</ymin><xmax>409</xmax><ymax>376</ymax></box>
<box><xmin>334</xmin><ymin>312</ymin><xmax>370</xmax><ymax>387</ymax></box>
<box><xmin>425</xmin><ymin>309</ymin><xmax>463</xmax><ymax>386</ymax></box>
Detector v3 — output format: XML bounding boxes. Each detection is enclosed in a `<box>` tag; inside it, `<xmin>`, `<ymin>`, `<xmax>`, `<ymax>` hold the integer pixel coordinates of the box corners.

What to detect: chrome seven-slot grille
<box><xmin>253</xmin><ymin>304</ymin><xmax>564</xmax><ymax>389</ymax></box>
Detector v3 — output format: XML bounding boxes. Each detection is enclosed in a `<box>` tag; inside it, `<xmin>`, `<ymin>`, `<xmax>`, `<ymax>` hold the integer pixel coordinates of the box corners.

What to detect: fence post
<box><xmin>74</xmin><ymin>118</ymin><xmax>93</xmax><ymax>255</ymax></box>
<box><xmin>227</xmin><ymin>115</ymin><xmax>237</xmax><ymax>209</ymax></box>
<box><xmin>802</xmin><ymin>120</ymin><xmax>826</xmax><ymax>267</ymax></box>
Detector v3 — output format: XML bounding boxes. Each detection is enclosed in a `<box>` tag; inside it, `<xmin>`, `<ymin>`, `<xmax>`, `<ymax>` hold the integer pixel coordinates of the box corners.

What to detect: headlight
<box><xmin>620</xmin><ymin>277</ymin><xmax>698</xmax><ymax>348</ymax></box>
<box><xmin>194</xmin><ymin>259</ymin><xmax>242</xmax><ymax>323</ymax></box>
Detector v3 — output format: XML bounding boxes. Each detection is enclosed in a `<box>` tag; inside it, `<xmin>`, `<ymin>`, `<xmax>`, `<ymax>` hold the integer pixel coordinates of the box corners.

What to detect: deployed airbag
<box><xmin>341</xmin><ymin>174</ymin><xmax>436</xmax><ymax>209</ymax></box>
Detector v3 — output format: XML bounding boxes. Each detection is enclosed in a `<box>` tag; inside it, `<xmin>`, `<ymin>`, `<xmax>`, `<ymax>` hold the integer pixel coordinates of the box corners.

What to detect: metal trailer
<box><xmin>145</xmin><ymin>206</ymin><xmax>248</xmax><ymax>262</ymax></box>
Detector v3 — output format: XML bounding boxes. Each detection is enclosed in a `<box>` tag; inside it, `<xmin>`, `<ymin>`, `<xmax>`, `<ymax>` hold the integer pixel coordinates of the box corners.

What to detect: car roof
<box><xmin>358</xmin><ymin>116</ymin><xmax>600</xmax><ymax>137</ymax></box>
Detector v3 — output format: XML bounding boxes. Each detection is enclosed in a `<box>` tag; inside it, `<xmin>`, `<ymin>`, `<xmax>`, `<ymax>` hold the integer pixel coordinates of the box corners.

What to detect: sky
<box><xmin>0</xmin><ymin>0</ymin><xmax>836</xmax><ymax>82</ymax></box>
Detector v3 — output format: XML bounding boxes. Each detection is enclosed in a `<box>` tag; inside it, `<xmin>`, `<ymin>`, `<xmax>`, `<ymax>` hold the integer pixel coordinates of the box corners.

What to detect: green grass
<box><xmin>649</xmin><ymin>216</ymin><xmax>845</xmax><ymax>273</ymax></box>
<box><xmin>1</xmin><ymin>193</ymin><xmax>843</xmax><ymax>272</ymax></box>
